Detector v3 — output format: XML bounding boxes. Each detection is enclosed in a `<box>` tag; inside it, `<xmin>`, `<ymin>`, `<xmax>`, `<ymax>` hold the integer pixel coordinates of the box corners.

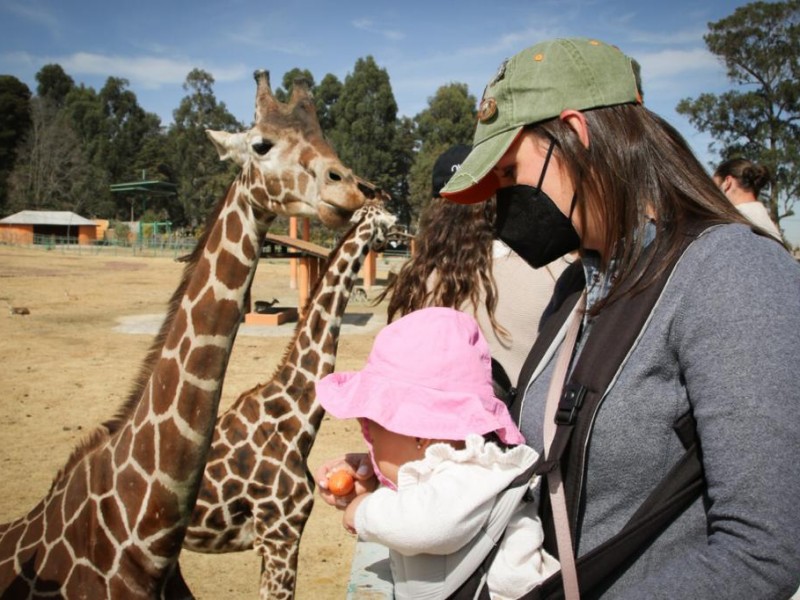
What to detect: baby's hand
<box><xmin>315</xmin><ymin>453</ymin><xmax>376</xmax><ymax>508</ymax></box>
<box><xmin>343</xmin><ymin>493</ymin><xmax>369</xmax><ymax>534</ymax></box>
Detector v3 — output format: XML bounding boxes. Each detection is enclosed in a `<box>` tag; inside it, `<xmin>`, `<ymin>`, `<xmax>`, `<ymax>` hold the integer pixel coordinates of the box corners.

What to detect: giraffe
<box><xmin>0</xmin><ymin>70</ymin><xmax>376</xmax><ymax>599</ymax></box>
<box><xmin>178</xmin><ymin>200</ymin><xmax>396</xmax><ymax>599</ymax></box>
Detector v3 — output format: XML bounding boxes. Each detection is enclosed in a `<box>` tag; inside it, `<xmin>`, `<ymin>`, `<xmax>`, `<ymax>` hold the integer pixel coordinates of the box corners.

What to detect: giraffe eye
<box><xmin>252</xmin><ymin>140</ymin><xmax>274</xmax><ymax>156</ymax></box>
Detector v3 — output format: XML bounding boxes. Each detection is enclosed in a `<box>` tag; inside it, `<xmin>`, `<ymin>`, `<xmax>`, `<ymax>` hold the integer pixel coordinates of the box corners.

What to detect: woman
<box><xmin>379</xmin><ymin>144</ymin><xmax>570</xmax><ymax>384</ymax></box>
<box><xmin>438</xmin><ymin>37</ymin><xmax>800</xmax><ymax>598</ymax></box>
<box><xmin>713</xmin><ymin>157</ymin><xmax>783</xmax><ymax>240</ymax></box>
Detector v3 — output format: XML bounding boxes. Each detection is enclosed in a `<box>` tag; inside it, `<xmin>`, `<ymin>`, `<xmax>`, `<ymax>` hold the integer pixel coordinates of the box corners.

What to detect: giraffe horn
<box><xmin>288</xmin><ymin>77</ymin><xmax>312</xmax><ymax>109</ymax></box>
<box><xmin>254</xmin><ymin>69</ymin><xmax>279</xmax><ymax>122</ymax></box>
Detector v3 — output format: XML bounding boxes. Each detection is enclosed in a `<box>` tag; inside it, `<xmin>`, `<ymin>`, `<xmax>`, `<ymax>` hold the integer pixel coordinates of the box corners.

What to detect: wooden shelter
<box><xmin>245</xmin><ymin>227</ymin><xmax>378</xmax><ymax>327</ymax></box>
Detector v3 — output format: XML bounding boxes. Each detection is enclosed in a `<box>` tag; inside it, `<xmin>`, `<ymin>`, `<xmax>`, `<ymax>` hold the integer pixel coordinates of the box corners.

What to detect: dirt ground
<box><xmin>0</xmin><ymin>244</ymin><xmax>401</xmax><ymax>599</ymax></box>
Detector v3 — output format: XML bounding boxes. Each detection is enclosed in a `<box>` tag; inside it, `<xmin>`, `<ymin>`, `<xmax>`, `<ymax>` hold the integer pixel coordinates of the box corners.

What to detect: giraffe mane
<box><xmin>52</xmin><ymin>184</ymin><xmax>234</xmax><ymax>482</ymax></box>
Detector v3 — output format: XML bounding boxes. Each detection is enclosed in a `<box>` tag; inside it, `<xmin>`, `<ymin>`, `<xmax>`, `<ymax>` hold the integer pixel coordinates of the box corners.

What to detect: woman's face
<box><xmin>492</xmin><ymin>130</ymin><xmax>604</xmax><ymax>251</ymax></box>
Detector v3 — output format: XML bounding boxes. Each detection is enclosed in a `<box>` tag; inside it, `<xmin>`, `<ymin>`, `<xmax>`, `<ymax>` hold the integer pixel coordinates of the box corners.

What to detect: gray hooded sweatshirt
<box><xmin>520</xmin><ymin>224</ymin><xmax>800</xmax><ymax>599</ymax></box>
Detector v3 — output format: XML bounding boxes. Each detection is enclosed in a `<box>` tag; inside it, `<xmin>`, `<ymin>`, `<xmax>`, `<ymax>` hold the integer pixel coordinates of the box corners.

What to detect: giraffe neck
<box><xmin>0</xmin><ymin>179</ymin><xmax>278</xmax><ymax>595</ymax></box>
<box><xmin>100</xmin><ymin>183</ymin><xmax>272</xmax><ymax>570</ymax></box>
<box><xmin>271</xmin><ymin>214</ymin><xmax>376</xmax><ymax>433</ymax></box>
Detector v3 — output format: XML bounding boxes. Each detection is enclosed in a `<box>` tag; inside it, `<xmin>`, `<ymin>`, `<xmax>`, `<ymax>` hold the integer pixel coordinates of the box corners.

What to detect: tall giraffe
<box><xmin>179</xmin><ymin>201</ymin><xmax>396</xmax><ymax>599</ymax></box>
<box><xmin>0</xmin><ymin>70</ymin><xmax>376</xmax><ymax>599</ymax></box>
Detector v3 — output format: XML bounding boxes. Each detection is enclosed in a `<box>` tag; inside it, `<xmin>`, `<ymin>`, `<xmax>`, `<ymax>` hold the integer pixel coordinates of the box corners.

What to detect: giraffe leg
<box><xmin>160</xmin><ymin>561</ymin><xmax>195</xmax><ymax>600</ymax></box>
<box><xmin>253</xmin><ymin>486</ymin><xmax>314</xmax><ymax>600</ymax></box>
<box><xmin>256</xmin><ymin>533</ymin><xmax>301</xmax><ymax>600</ymax></box>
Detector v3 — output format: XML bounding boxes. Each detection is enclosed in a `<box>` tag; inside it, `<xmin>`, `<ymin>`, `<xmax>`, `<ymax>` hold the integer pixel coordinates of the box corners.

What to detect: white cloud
<box><xmin>1</xmin><ymin>50</ymin><xmax>249</xmax><ymax>89</ymax></box>
<box><xmin>352</xmin><ymin>18</ymin><xmax>405</xmax><ymax>41</ymax></box>
<box><xmin>636</xmin><ymin>47</ymin><xmax>721</xmax><ymax>82</ymax></box>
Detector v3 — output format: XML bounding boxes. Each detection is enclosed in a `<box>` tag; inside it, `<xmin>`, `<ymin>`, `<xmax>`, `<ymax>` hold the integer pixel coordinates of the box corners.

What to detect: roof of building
<box><xmin>0</xmin><ymin>210</ymin><xmax>97</xmax><ymax>227</ymax></box>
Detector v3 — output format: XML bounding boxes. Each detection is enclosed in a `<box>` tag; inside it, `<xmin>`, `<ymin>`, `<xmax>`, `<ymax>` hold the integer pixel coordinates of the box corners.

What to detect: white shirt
<box><xmin>736</xmin><ymin>201</ymin><xmax>782</xmax><ymax>240</ymax></box>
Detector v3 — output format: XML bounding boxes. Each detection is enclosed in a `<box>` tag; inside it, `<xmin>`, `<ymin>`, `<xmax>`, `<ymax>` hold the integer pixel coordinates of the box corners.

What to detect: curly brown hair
<box><xmin>376</xmin><ymin>197</ymin><xmax>509</xmax><ymax>340</ymax></box>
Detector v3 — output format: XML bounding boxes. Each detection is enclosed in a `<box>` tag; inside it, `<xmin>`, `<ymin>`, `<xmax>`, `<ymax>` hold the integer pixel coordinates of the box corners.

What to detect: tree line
<box><xmin>0</xmin><ymin>57</ymin><xmax>476</xmax><ymax>236</ymax></box>
<box><xmin>0</xmin><ymin>0</ymin><xmax>796</xmax><ymax>240</ymax></box>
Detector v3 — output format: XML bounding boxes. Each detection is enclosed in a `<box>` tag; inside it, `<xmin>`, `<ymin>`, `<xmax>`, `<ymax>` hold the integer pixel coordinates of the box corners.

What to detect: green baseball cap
<box><xmin>441</xmin><ymin>37</ymin><xmax>642</xmax><ymax>204</ymax></box>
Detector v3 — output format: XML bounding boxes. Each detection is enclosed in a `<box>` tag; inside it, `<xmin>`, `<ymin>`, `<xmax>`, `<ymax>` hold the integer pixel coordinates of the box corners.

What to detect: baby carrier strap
<box><xmin>444</xmin><ymin>468</ymin><xmax>537</xmax><ymax>600</ymax></box>
<box><xmin>512</xmin><ymin>226</ymin><xmax>711</xmax><ymax>598</ymax></box>
<box><xmin>512</xmin><ymin>264</ymin><xmax>586</xmax><ymax>424</ymax></box>
<box><xmin>526</xmin><ymin>412</ymin><xmax>703</xmax><ymax>599</ymax></box>
<box><xmin>449</xmin><ymin>418</ymin><xmax>702</xmax><ymax>600</ymax></box>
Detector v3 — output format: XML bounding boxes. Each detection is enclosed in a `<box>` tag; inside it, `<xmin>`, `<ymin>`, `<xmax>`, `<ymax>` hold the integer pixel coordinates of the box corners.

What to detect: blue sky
<box><xmin>2</xmin><ymin>0</ymin><xmax>797</xmax><ymax>244</ymax></box>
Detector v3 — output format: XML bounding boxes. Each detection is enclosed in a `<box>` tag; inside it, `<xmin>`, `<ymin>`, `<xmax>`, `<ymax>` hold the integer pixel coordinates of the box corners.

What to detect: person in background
<box><xmin>713</xmin><ymin>157</ymin><xmax>783</xmax><ymax>241</ymax></box>
<box><xmin>379</xmin><ymin>144</ymin><xmax>571</xmax><ymax>385</ymax></box>
<box><xmin>438</xmin><ymin>37</ymin><xmax>800</xmax><ymax>598</ymax></box>
<box><xmin>315</xmin><ymin>307</ymin><xmax>559</xmax><ymax>599</ymax></box>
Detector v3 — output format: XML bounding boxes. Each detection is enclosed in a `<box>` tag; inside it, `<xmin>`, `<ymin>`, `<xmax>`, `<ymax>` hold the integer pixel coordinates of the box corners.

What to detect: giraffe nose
<box><xmin>356</xmin><ymin>181</ymin><xmax>376</xmax><ymax>200</ymax></box>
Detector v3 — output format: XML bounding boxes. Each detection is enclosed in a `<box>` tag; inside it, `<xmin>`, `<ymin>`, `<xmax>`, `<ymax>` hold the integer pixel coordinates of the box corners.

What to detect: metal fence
<box><xmin>6</xmin><ymin>234</ymin><xmax>199</xmax><ymax>259</ymax></box>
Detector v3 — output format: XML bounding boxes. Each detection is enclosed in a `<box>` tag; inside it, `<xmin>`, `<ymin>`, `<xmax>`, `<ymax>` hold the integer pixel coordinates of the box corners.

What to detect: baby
<box><xmin>315</xmin><ymin>307</ymin><xmax>559</xmax><ymax>599</ymax></box>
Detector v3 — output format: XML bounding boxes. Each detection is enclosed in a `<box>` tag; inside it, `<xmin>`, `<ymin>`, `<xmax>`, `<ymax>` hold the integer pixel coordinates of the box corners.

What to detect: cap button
<box><xmin>477</xmin><ymin>97</ymin><xmax>497</xmax><ymax>123</ymax></box>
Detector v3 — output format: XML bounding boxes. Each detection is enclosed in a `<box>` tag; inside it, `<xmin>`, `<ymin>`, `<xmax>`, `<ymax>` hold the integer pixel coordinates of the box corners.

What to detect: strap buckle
<box><xmin>555</xmin><ymin>383</ymin><xmax>588</xmax><ymax>426</ymax></box>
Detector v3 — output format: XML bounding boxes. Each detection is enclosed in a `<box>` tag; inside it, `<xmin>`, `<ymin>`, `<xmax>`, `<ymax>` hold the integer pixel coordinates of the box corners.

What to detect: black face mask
<box><xmin>494</xmin><ymin>140</ymin><xmax>580</xmax><ymax>268</ymax></box>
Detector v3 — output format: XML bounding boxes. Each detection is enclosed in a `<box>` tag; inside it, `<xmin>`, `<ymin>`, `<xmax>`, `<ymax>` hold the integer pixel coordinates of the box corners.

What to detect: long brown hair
<box><xmin>532</xmin><ymin>103</ymin><xmax>750</xmax><ymax>311</ymax></box>
<box><xmin>377</xmin><ymin>197</ymin><xmax>508</xmax><ymax>339</ymax></box>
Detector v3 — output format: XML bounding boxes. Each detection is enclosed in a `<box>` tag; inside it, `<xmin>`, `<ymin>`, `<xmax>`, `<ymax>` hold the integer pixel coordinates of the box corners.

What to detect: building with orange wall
<box><xmin>0</xmin><ymin>211</ymin><xmax>100</xmax><ymax>245</ymax></box>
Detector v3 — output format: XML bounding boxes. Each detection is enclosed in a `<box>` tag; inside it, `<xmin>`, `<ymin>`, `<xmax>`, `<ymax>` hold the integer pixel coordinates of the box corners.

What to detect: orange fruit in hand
<box><xmin>328</xmin><ymin>470</ymin><xmax>355</xmax><ymax>497</ymax></box>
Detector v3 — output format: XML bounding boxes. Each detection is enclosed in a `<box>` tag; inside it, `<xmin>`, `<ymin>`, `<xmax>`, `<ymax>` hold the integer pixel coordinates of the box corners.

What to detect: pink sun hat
<box><xmin>315</xmin><ymin>307</ymin><xmax>525</xmax><ymax>445</ymax></box>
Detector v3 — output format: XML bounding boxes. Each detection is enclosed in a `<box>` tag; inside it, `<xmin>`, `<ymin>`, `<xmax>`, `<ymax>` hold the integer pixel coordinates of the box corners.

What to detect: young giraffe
<box><xmin>0</xmin><ymin>70</ymin><xmax>376</xmax><ymax>599</ymax></box>
<box><xmin>179</xmin><ymin>201</ymin><xmax>396</xmax><ymax>599</ymax></box>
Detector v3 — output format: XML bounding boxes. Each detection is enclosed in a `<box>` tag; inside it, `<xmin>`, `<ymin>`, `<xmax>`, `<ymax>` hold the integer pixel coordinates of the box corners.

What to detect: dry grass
<box><xmin>0</xmin><ymin>245</ymin><xmax>398</xmax><ymax>599</ymax></box>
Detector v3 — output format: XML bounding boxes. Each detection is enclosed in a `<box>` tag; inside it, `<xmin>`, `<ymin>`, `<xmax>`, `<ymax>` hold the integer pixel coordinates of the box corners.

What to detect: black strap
<box><xmin>459</xmin><ymin>227</ymin><xmax>713</xmax><ymax>599</ymax></box>
<box><xmin>526</xmin><ymin>412</ymin><xmax>703</xmax><ymax>599</ymax></box>
<box><xmin>533</xmin><ymin>230</ymin><xmax>704</xmax><ymax>547</ymax></box>
<box><xmin>512</xmin><ymin>261</ymin><xmax>586</xmax><ymax>424</ymax></box>
<box><xmin>451</xmin><ymin>413</ymin><xmax>703</xmax><ymax>600</ymax></box>
<box><xmin>525</xmin><ymin>228</ymin><xmax>709</xmax><ymax>595</ymax></box>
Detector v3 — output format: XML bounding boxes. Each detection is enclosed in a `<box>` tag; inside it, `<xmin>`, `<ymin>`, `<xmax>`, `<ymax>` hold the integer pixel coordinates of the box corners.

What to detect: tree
<box><xmin>98</xmin><ymin>77</ymin><xmax>162</xmax><ymax>182</ymax></box>
<box><xmin>676</xmin><ymin>0</ymin><xmax>800</xmax><ymax>230</ymax></box>
<box><xmin>329</xmin><ymin>56</ymin><xmax>399</xmax><ymax>193</ymax></box>
<box><xmin>407</xmin><ymin>83</ymin><xmax>477</xmax><ymax>222</ymax></box>
<box><xmin>0</xmin><ymin>76</ymin><xmax>31</xmax><ymax>214</ymax></box>
<box><xmin>35</xmin><ymin>64</ymin><xmax>74</xmax><ymax>108</ymax></box>
<box><xmin>7</xmin><ymin>97</ymin><xmax>93</xmax><ymax>214</ymax></box>
<box><xmin>274</xmin><ymin>68</ymin><xmax>315</xmax><ymax>103</ymax></box>
<box><xmin>315</xmin><ymin>73</ymin><xmax>343</xmax><ymax>133</ymax></box>
<box><xmin>168</xmin><ymin>69</ymin><xmax>242</xmax><ymax>226</ymax></box>
<box><xmin>389</xmin><ymin>116</ymin><xmax>417</xmax><ymax>226</ymax></box>
<box><xmin>59</xmin><ymin>77</ymin><xmax>164</xmax><ymax>219</ymax></box>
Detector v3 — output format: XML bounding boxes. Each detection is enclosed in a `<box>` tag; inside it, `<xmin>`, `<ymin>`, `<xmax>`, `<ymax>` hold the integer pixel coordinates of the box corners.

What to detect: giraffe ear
<box><xmin>206</xmin><ymin>130</ymin><xmax>248</xmax><ymax>165</ymax></box>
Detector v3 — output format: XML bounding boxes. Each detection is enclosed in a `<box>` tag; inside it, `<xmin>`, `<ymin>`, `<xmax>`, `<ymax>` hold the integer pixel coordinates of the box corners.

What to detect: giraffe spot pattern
<box><xmin>131</xmin><ymin>420</ymin><xmax>156</xmax><ymax>474</ymax></box>
<box><xmin>150</xmin><ymin>359</ymin><xmax>181</xmax><ymax>415</ymax></box>
<box><xmin>157</xmin><ymin>418</ymin><xmax>198</xmax><ymax>482</ymax></box>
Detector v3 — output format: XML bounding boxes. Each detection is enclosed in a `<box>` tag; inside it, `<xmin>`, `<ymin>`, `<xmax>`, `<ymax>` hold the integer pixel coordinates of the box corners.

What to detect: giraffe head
<box><xmin>207</xmin><ymin>70</ymin><xmax>377</xmax><ymax>228</ymax></box>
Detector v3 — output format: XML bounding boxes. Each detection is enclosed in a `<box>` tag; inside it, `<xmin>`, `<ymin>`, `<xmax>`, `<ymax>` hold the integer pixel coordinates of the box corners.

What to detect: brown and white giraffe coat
<box><xmin>180</xmin><ymin>202</ymin><xmax>396</xmax><ymax>600</ymax></box>
<box><xmin>0</xmin><ymin>70</ymin><xmax>376</xmax><ymax>599</ymax></box>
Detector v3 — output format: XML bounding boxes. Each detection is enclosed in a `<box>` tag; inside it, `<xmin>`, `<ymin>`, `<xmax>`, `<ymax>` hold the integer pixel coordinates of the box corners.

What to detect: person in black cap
<box><xmin>378</xmin><ymin>144</ymin><xmax>571</xmax><ymax>384</ymax></box>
